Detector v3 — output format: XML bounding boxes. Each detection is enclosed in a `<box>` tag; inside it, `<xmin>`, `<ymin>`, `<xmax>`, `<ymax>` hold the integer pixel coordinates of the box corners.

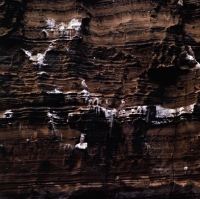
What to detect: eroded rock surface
<box><xmin>1</xmin><ymin>0</ymin><xmax>200</xmax><ymax>198</ymax></box>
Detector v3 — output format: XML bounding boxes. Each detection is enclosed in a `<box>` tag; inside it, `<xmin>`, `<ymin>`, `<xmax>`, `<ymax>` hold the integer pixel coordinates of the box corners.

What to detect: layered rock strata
<box><xmin>1</xmin><ymin>0</ymin><xmax>200</xmax><ymax>198</ymax></box>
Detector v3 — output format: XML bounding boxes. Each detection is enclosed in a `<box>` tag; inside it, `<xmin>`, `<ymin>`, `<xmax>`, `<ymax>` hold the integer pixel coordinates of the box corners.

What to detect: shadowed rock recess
<box><xmin>1</xmin><ymin>0</ymin><xmax>200</xmax><ymax>198</ymax></box>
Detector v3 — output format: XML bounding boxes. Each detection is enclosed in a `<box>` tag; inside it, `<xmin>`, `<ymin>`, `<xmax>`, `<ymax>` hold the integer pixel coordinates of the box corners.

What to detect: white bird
<box><xmin>131</xmin><ymin>109</ymin><xmax>135</xmax><ymax>114</ymax></box>
<box><xmin>119</xmin><ymin>99</ymin><xmax>125</xmax><ymax>110</ymax></box>
<box><xmin>59</xmin><ymin>22</ymin><xmax>65</xmax><ymax>31</ymax></box>
<box><xmin>177</xmin><ymin>0</ymin><xmax>183</xmax><ymax>6</ymax></box>
<box><xmin>105</xmin><ymin>99</ymin><xmax>109</xmax><ymax>108</ymax></box>
<box><xmin>179</xmin><ymin>107</ymin><xmax>185</xmax><ymax>115</ymax></box>
<box><xmin>188</xmin><ymin>46</ymin><xmax>195</xmax><ymax>57</ymax></box>
<box><xmin>81</xmin><ymin>79</ymin><xmax>88</xmax><ymax>89</ymax></box>
<box><xmin>88</xmin><ymin>99</ymin><xmax>92</xmax><ymax>105</ymax></box>
<box><xmin>122</xmin><ymin>110</ymin><xmax>126</xmax><ymax>115</ymax></box>
<box><xmin>94</xmin><ymin>97</ymin><xmax>99</xmax><ymax>105</ymax></box>
<box><xmin>184</xmin><ymin>166</ymin><xmax>188</xmax><ymax>171</ymax></box>
<box><xmin>137</xmin><ymin>106</ymin><xmax>142</xmax><ymax>113</ymax></box>
<box><xmin>42</xmin><ymin>29</ymin><xmax>49</xmax><ymax>38</ymax></box>
<box><xmin>112</xmin><ymin>109</ymin><xmax>117</xmax><ymax>117</ymax></box>
<box><xmin>47</xmin><ymin>112</ymin><xmax>52</xmax><ymax>118</ymax></box>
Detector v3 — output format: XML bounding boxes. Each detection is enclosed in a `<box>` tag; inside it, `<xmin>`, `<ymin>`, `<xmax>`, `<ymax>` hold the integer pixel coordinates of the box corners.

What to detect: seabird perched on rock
<box><xmin>94</xmin><ymin>97</ymin><xmax>99</xmax><ymax>105</ymax></box>
<box><xmin>81</xmin><ymin>79</ymin><xmax>88</xmax><ymax>89</ymax></box>
<box><xmin>47</xmin><ymin>112</ymin><xmax>53</xmax><ymax>118</ymax></box>
<box><xmin>187</xmin><ymin>46</ymin><xmax>195</xmax><ymax>57</ymax></box>
<box><xmin>121</xmin><ymin>99</ymin><xmax>125</xmax><ymax>105</ymax></box>
<box><xmin>184</xmin><ymin>166</ymin><xmax>188</xmax><ymax>171</ymax></box>
<box><xmin>137</xmin><ymin>106</ymin><xmax>142</xmax><ymax>113</ymax></box>
<box><xmin>119</xmin><ymin>99</ymin><xmax>125</xmax><ymax>110</ymax></box>
<box><xmin>42</xmin><ymin>29</ymin><xmax>49</xmax><ymax>38</ymax></box>
<box><xmin>177</xmin><ymin>0</ymin><xmax>183</xmax><ymax>6</ymax></box>
<box><xmin>131</xmin><ymin>109</ymin><xmax>135</xmax><ymax>114</ymax></box>
<box><xmin>179</xmin><ymin>107</ymin><xmax>185</xmax><ymax>115</ymax></box>
<box><xmin>105</xmin><ymin>99</ymin><xmax>109</xmax><ymax>109</ymax></box>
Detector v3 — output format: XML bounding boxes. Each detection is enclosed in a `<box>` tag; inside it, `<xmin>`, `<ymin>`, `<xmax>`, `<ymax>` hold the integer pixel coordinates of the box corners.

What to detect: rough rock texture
<box><xmin>1</xmin><ymin>0</ymin><xmax>200</xmax><ymax>198</ymax></box>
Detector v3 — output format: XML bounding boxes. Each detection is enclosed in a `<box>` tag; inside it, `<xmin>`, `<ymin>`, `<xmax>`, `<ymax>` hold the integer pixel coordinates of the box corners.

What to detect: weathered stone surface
<box><xmin>1</xmin><ymin>0</ymin><xmax>200</xmax><ymax>198</ymax></box>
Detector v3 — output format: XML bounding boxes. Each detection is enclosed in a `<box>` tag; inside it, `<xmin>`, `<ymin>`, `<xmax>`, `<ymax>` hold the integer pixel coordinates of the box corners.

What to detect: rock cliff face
<box><xmin>1</xmin><ymin>0</ymin><xmax>200</xmax><ymax>198</ymax></box>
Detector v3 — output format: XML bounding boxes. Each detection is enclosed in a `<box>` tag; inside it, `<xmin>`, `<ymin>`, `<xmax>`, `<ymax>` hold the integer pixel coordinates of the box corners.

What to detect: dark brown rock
<box><xmin>1</xmin><ymin>0</ymin><xmax>200</xmax><ymax>198</ymax></box>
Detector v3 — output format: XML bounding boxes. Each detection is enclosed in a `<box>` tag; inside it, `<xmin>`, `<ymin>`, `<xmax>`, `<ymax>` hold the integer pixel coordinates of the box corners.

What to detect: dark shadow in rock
<box><xmin>39</xmin><ymin>160</ymin><xmax>51</xmax><ymax>172</ymax></box>
<box><xmin>0</xmin><ymin>145</ymin><xmax>7</xmax><ymax>156</ymax></box>
<box><xmin>132</xmin><ymin>118</ymin><xmax>148</xmax><ymax>155</ymax></box>
<box><xmin>148</xmin><ymin>67</ymin><xmax>179</xmax><ymax>86</ymax></box>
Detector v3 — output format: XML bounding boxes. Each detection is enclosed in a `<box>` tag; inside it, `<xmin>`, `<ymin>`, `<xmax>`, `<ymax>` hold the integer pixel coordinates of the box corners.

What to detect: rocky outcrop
<box><xmin>1</xmin><ymin>0</ymin><xmax>200</xmax><ymax>198</ymax></box>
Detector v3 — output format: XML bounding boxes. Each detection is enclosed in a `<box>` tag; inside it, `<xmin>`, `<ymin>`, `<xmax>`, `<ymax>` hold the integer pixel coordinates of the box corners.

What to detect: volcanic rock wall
<box><xmin>1</xmin><ymin>0</ymin><xmax>200</xmax><ymax>198</ymax></box>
